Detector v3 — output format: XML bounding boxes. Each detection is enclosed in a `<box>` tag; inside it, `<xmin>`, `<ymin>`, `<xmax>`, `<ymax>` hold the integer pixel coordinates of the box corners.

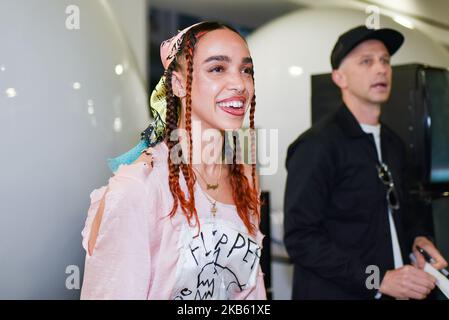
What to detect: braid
<box><xmin>182</xmin><ymin>32</ymin><xmax>199</xmax><ymax>228</ymax></box>
<box><xmin>249</xmin><ymin>92</ymin><xmax>261</xmax><ymax>226</ymax></box>
<box><xmin>164</xmin><ymin>31</ymin><xmax>198</xmax><ymax>228</ymax></box>
<box><xmin>165</xmin><ymin>62</ymin><xmax>183</xmax><ymax>217</ymax></box>
<box><xmin>249</xmin><ymin>94</ymin><xmax>257</xmax><ymax>193</ymax></box>
<box><xmin>229</xmin><ymin>134</ymin><xmax>258</xmax><ymax>235</ymax></box>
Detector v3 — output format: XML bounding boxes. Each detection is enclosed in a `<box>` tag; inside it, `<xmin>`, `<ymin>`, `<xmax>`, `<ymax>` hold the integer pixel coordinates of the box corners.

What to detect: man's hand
<box><xmin>413</xmin><ymin>236</ymin><xmax>448</xmax><ymax>270</ymax></box>
<box><xmin>379</xmin><ymin>265</ymin><xmax>436</xmax><ymax>299</ymax></box>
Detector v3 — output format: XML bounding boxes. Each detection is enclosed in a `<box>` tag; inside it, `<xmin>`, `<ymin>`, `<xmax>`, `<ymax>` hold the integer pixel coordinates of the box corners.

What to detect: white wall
<box><xmin>107</xmin><ymin>0</ymin><xmax>147</xmax><ymax>81</ymax></box>
<box><xmin>0</xmin><ymin>0</ymin><xmax>149</xmax><ymax>299</ymax></box>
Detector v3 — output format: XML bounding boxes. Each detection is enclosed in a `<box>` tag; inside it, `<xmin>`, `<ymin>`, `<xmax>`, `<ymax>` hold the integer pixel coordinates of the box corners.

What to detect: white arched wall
<box><xmin>248</xmin><ymin>7</ymin><xmax>449</xmax><ymax>213</ymax></box>
<box><xmin>0</xmin><ymin>0</ymin><xmax>148</xmax><ymax>298</ymax></box>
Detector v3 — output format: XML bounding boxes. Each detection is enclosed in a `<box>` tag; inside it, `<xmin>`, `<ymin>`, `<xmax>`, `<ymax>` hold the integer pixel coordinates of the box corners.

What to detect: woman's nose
<box><xmin>227</xmin><ymin>72</ymin><xmax>246</xmax><ymax>93</ymax></box>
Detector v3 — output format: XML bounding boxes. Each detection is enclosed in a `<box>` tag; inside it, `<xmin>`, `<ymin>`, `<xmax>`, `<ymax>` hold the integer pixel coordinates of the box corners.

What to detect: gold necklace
<box><xmin>203</xmin><ymin>190</ymin><xmax>218</xmax><ymax>217</ymax></box>
<box><xmin>193</xmin><ymin>165</ymin><xmax>222</xmax><ymax>216</ymax></box>
<box><xmin>193</xmin><ymin>164</ymin><xmax>222</xmax><ymax>190</ymax></box>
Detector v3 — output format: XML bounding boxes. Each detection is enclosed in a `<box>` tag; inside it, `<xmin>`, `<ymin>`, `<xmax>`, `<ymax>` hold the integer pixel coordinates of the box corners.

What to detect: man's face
<box><xmin>335</xmin><ymin>39</ymin><xmax>392</xmax><ymax>105</ymax></box>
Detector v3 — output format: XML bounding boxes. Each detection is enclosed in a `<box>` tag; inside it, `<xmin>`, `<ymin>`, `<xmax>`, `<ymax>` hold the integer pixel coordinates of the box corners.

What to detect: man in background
<box><xmin>284</xmin><ymin>25</ymin><xmax>447</xmax><ymax>299</ymax></box>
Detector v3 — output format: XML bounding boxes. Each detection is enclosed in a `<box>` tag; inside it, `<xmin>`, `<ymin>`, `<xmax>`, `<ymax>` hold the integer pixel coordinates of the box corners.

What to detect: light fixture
<box><xmin>288</xmin><ymin>65</ymin><xmax>303</xmax><ymax>77</ymax></box>
<box><xmin>87</xmin><ymin>99</ymin><xmax>95</xmax><ymax>115</ymax></box>
<box><xmin>5</xmin><ymin>87</ymin><xmax>17</xmax><ymax>98</ymax></box>
<box><xmin>113</xmin><ymin>117</ymin><xmax>122</xmax><ymax>132</ymax></box>
<box><xmin>72</xmin><ymin>82</ymin><xmax>81</xmax><ymax>90</ymax></box>
<box><xmin>115</xmin><ymin>64</ymin><xmax>124</xmax><ymax>75</ymax></box>
<box><xmin>393</xmin><ymin>15</ymin><xmax>414</xmax><ymax>29</ymax></box>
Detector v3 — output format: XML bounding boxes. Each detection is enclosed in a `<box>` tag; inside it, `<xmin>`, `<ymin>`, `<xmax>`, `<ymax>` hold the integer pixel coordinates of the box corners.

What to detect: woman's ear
<box><xmin>171</xmin><ymin>71</ymin><xmax>186</xmax><ymax>98</ymax></box>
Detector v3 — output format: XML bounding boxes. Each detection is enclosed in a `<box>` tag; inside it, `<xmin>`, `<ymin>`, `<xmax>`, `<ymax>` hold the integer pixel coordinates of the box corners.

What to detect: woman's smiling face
<box><xmin>183</xmin><ymin>28</ymin><xmax>255</xmax><ymax>131</ymax></box>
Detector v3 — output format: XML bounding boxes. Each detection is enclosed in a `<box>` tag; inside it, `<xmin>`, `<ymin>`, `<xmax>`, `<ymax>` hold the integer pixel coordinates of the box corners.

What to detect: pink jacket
<box><xmin>80</xmin><ymin>142</ymin><xmax>267</xmax><ymax>300</ymax></box>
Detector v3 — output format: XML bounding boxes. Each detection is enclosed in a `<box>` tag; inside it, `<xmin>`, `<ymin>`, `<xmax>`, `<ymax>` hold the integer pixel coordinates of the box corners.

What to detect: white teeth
<box><xmin>216</xmin><ymin>101</ymin><xmax>244</xmax><ymax>109</ymax></box>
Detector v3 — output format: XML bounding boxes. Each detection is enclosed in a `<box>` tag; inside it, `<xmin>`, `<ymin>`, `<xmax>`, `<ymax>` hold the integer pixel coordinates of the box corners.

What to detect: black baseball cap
<box><xmin>330</xmin><ymin>25</ymin><xmax>404</xmax><ymax>69</ymax></box>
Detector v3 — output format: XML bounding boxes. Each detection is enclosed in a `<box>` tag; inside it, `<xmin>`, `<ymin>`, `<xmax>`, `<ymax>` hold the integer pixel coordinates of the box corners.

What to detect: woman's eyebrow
<box><xmin>203</xmin><ymin>55</ymin><xmax>231</xmax><ymax>64</ymax></box>
<box><xmin>202</xmin><ymin>56</ymin><xmax>253</xmax><ymax>64</ymax></box>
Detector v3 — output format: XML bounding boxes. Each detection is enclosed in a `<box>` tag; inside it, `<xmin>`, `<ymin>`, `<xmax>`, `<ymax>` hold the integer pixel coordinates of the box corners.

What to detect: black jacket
<box><xmin>284</xmin><ymin>104</ymin><xmax>430</xmax><ymax>299</ymax></box>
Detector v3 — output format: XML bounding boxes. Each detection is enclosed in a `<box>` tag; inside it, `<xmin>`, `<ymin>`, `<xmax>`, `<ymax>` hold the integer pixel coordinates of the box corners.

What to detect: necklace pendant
<box><xmin>207</xmin><ymin>183</ymin><xmax>219</xmax><ymax>190</ymax></box>
<box><xmin>211</xmin><ymin>203</ymin><xmax>217</xmax><ymax>216</ymax></box>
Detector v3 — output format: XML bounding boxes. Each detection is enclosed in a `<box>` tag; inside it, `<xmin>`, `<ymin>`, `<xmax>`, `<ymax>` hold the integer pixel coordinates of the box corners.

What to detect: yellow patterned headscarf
<box><xmin>107</xmin><ymin>24</ymin><xmax>201</xmax><ymax>172</ymax></box>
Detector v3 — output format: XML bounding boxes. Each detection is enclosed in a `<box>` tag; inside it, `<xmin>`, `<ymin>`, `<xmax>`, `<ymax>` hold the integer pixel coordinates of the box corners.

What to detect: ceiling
<box><xmin>149</xmin><ymin>0</ymin><xmax>303</xmax><ymax>29</ymax></box>
<box><xmin>149</xmin><ymin>0</ymin><xmax>449</xmax><ymax>50</ymax></box>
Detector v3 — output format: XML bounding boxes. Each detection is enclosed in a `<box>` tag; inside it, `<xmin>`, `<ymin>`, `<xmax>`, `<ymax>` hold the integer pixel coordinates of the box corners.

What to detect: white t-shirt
<box><xmin>360</xmin><ymin>123</ymin><xmax>404</xmax><ymax>269</ymax></box>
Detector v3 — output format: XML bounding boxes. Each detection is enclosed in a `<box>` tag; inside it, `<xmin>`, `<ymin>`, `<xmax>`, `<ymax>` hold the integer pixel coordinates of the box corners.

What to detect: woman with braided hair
<box><xmin>80</xmin><ymin>22</ymin><xmax>266</xmax><ymax>300</ymax></box>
